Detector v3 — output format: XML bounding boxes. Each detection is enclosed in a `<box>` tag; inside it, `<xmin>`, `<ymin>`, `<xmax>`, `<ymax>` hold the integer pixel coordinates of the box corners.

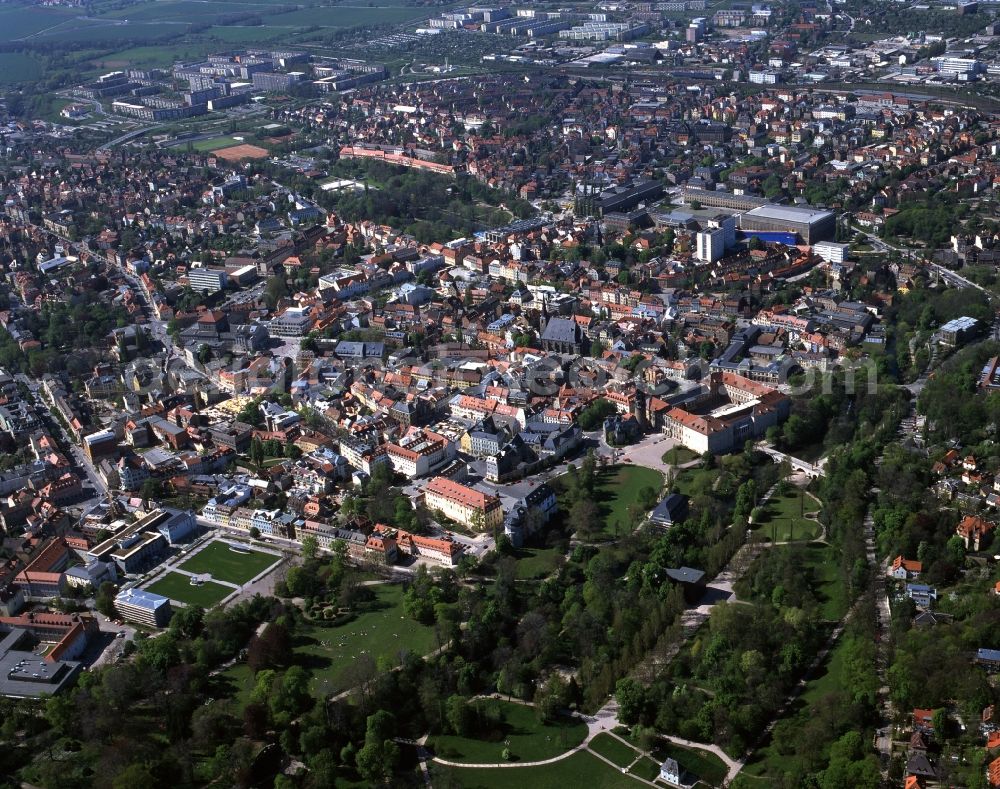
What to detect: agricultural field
<box><xmin>265</xmin><ymin>5</ymin><xmax>431</xmax><ymax>27</ymax></box>
<box><xmin>0</xmin><ymin>53</ymin><xmax>42</xmax><ymax>84</ymax></box>
<box><xmin>0</xmin><ymin>5</ymin><xmax>77</xmax><ymax>42</ymax></box>
<box><xmin>144</xmin><ymin>571</ymin><xmax>233</xmax><ymax>608</ymax></box>
<box><xmin>176</xmin><ymin>540</ymin><xmax>281</xmax><ymax>585</ymax></box>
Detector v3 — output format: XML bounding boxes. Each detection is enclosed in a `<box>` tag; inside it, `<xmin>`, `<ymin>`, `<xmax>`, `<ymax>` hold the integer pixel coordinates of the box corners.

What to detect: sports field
<box><xmin>177</xmin><ymin>540</ymin><xmax>280</xmax><ymax>585</ymax></box>
<box><xmin>214</xmin><ymin>143</ymin><xmax>270</xmax><ymax>161</ymax></box>
<box><xmin>189</xmin><ymin>135</ymin><xmax>243</xmax><ymax>152</ymax></box>
<box><xmin>145</xmin><ymin>571</ymin><xmax>232</xmax><ymax>607</ymax></box>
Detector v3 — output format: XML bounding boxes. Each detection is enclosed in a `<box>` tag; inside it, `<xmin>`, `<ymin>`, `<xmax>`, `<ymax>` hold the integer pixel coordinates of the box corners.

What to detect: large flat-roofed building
<box><xmin>115</xmin><ymin>588</ymin><xmax>172</xmax><ymax>627</ymax></box>
<box><xmin>83</xmin><ymin>429</ymin><xmax>119</xmax><ymax>461</ymax></box>
<box><xmin>738</xmin><ymin>204</ymin><xmax>836</xmax><ymax>244</ymax></box>
<box><xmin>0</xmin><ymin>612</ymin><xmax>97</xmax><ymax>698</ymax></box>
<box><xmin>110</xmin><ymin>531</ymin><xmax>166</xmax><ymax>574</ymax></box>
<box><xmin>423</xmin><ymin>476</ymin><xmax>503</xmax><ymax>531</ymax></box>
<box><xmin>939</xmin><ymin>315</ymin><xmax>981</xmax><ymax>347</ymax></box>
<box><xmin>812</xmin><ymin>240</ymin><xmax>849</xmax><ymax>264</ymax></box>
<box><xmin>187</xmin><ymin>266</ymin><xmax>229</xmax><ymax>294</ymax></box>
<box><xmin>270</xmin><ymin>306</ymin><xmax>313</xmax><ymax>337</ymax></box>
<box><xmin>87</xmin><ymin>508</ymin><xmax>190</xmax><ymax>573</ymax></box>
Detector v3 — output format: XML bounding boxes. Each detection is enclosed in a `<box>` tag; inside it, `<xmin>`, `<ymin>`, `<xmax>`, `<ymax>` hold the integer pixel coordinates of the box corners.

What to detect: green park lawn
<box><xmin>801</xmin><ymin>543</ymin><xmax>849</xmax><ymax>621</ymax></box>
<box><xmin>513</xmin><ymin>546</ymin><xmax>563</xmax><ymax>580</ymax></box>
<box><xmin>627</xmin><ymin>755</ymin><xmax>662</xmax><ymax>781</ymax></box>
<box><xmin>177</xmin><ymin>541</ymin><xmax>280</xmax><ymax>585</ymax></box>
<box><xmin>589</xmin><ymin>732</ymin><xmax>639</xmax><ymax>768</ymax></box>
<box><xmin>294</xmin><ymin>584</ymin><xmax>436</xmax><ymax>694</ymax></box>
<box><xmin>661</xmin><ymin>446</ymin><xmax>699</xmax><ymax>466</ymax></box>
<box><xmin>753</xmin><ymin>487</ymin><xmax>821</xmax><ymax>543</ymax></box>
<box><xmin>430</xmin><ymin>748</ymin><xmax>640</xmax><ymax>788</ymax></box>
<box><xmin>429</xmin><ymin>698</ymin><xmax>588</xmax><ymax>764</ymax></box>
<box><xmin>216</xmin><ymin>584</ymin><xmax>438</xmax><ymax>699</ymax></box>
<box><xmin>553</xmin><ymin>464</ymin><xmax>664</xmax><ymax>540</ymax></box>
<box><xmin>144</xmin><ymin>571</ymin><xmax>232</xmax><ymax>608</ymax></box>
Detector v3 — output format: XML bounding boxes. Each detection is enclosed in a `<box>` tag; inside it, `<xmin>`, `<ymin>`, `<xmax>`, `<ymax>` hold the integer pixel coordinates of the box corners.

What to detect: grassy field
<box><xmin>217</xmin><ymin>584</ymin><xmax>437</xmax><ymax>697</ymax></box>
<box><xmin>431</xmin><ymin>750</ymin><xmax>643</xmax><ymax>788</ymax></box>
<box><xmin>103</xmin><ymin>0</ymin><xmax>265</xmax><ymax>22</ymax></box>
<box><xmin>0</xmin><ymin>53</ymin><xmax>42</xmax><ymax>83</ymax></box>
<box><xmin>661</xmin><ymin>446</ymin><xmax>699</xmax><ymax>466</ymax></box>
<box><xmin>588</xmin><ymin>732</ymin><xmax>639</xmax><ymax>768</ymax></box>
<box><xmin>266</xmin><ymin>5</ymin><xmax>430</xmax><ymax>27</ymax></box>
<box><xmin>513</xmin><ymin>546</ymin><xmax>563</xmax><ymax>580</ymax></box>
<box><xmin>802</xmin><ymin>543</ymin><xmax>848</xmax><ymax>621</ymax></box>
<box><xmin>553</xmin><ymin>464</ymin><xmax>664</xmax><ymax>541</ymax></box>
<box><xmin>0</xmin><ymin>5</ymin><xmax>76</xmax><ymax>41</ymax></box>
<box><xmin>145</xmin><ymin>571</ymin><xmax>233</xmax><ymax>607</ymax></box>
<box><xmin>627</xmin><ymin>755</ymin><xmax>661</xmax><ymax>781</ymax></box>
<box><xmin>35</xmin><ymin>22</ymin><xmax>186</xmax><ymax>44</ymax></box>
<box><xmin>189</xmin><ymin>135</ymin><xmax>245</xmax><ymax>152</ymax></box>
<box><xmin>293</xmin><ymin>583</ymin><xmax>436</xmax><ymax>694</ymax></box>
<box><xmin>202</xmin><ymin>25</ymin><xmax>294</xmax><ymax>43</ymax></box>
<box><xmin>177</xmin><ymin>541</ymin><xmax>280</xmax><ymax>585</ymax></box>
<box><xmin>429</xmin><ymin>699</ymin><xmax>587</xmax><ymax>764</ymax></box>
<box><xmin>753</xmin><ymin>488</ymin><xmax>821</xmax><ymax>542</ymax></box>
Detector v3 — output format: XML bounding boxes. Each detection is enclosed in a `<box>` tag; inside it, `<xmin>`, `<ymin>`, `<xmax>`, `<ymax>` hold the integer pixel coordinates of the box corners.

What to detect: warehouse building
<box><xmin>738</xmin><ymin>204</ymin><xmax>836</xmax><ymax>244</ymax></box>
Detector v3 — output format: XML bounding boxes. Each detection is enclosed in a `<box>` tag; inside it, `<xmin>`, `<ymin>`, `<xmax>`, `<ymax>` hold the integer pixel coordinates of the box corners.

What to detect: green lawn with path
<box><xmin>294</xmin><ymin>584</ymin><xmax>437</xmax><ymax>694</ymax></box>
<box><xmin>588</xmin><ymin>732</ymin><xmax>639</xmax><ymax>768</ymax></box>
<box><xmin>430</xmin><ymin>749</ymin><xmax>642</xmax><ymax>788</ymax></box>
<box><xmin>553</xmin><ymin>464</ymin><xmax>664</xmax><ymax>540</ymax></box>
<box><xmin>216</xmin><ymin>584</ymin><xmax>437</xmax><ymax>698</ymax></box>
<box><xmin>513</xmin><ymin>546</ymin><xmax>563</xmax><ymax>580</ymax></box>
<box><xmin>177</xmin><ymin>540</ymin><xmax>280</xmax><ymax>585</ymax></box>
<box><xmin>627</xmin><ymin>755</ymin><xmax>661</xmax><ymax>781</ymax></box>
<box><xmin>753</xmin><ymin>487</ymin><xmax>821</xmax><ymax>542</ymax></box>
<box><xmin>145</xmin><ymin>571</ymin><xmax>232</xmax><ymax>608</ymax></box>
<box><xmin>429</xmin><ymin>698</ymin><xmax>587</xmax><ymax>764</ymax></box>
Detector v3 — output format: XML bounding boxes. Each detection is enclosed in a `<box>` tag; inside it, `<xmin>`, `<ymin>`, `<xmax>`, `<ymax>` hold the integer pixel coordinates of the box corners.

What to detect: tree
<box><xmin>247</xmin><ymin>621</ymin><xmax>292</xmax><ymax>673</ymax></box>
<box><xmin>113</xmin><ymin>765</ymin><xmax>157</xmax><ymax>789</ymax></box>
<box><xmin>446</xmin><ymin>694</ymin><xmax>474</xmax><ymax>735</ymax></box>
<box><xmin>615</xmin><ymin>677</ymin><xmax>646</xmax><ymax>725</ymax></box>
<box><xmin>96</xmin><ymin>581</ymin><xmax>117</xmax><ymax>618</ymax></box>
<box><xmin>356</xmin><ymin>711</ymin><xmax>400</xmax><ymax>784</ymax></box>
<box><xmin>534</xmin><ymin>675</ymin><xmax>568</xmax><ymax>723</ymax></box>
<box><xmin>301</xmin><ymin>535</ymin><xmax>319</xmax><ymax>561</ymax></box>
<box><xmin>264</xmin><ymin>275</ymin><xmax>288</xmax><ymax>309</ymax></box>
